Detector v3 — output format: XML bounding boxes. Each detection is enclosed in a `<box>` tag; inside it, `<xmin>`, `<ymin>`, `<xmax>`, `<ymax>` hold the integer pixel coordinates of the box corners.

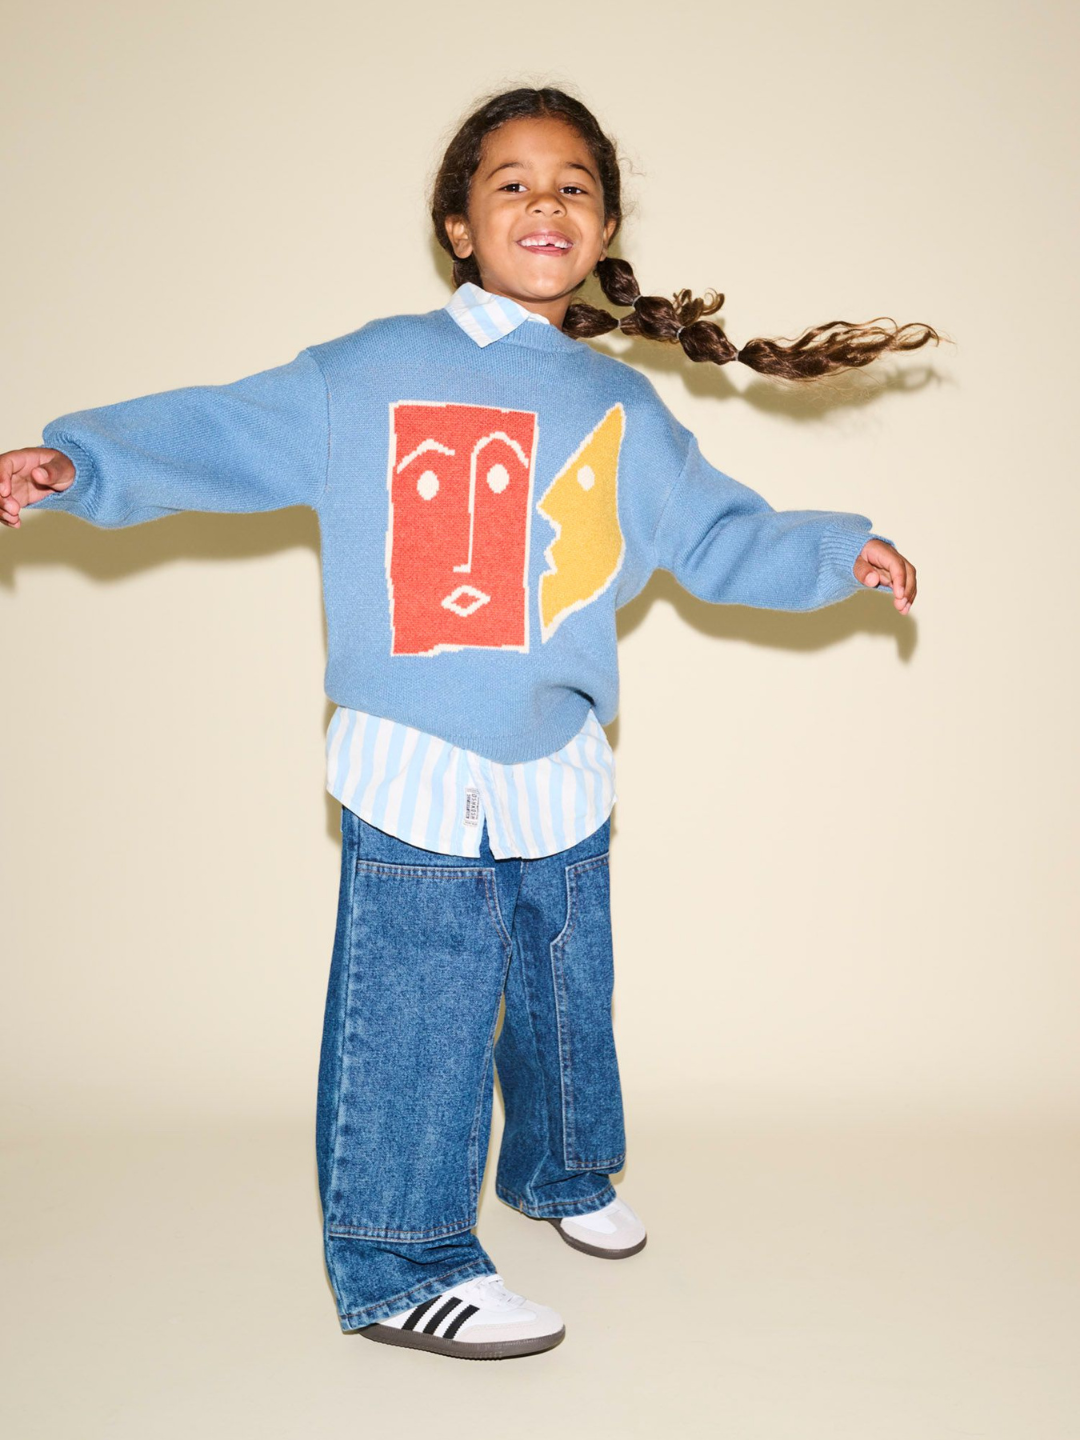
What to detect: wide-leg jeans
<box><xmin>315</xmin><ymin>804</ymin><xmax>627</xmax><ymax>1331</ymax></box>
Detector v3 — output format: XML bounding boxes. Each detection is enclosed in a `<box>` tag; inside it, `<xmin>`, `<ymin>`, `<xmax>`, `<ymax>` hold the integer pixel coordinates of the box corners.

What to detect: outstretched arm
<box><xmin>2</xmin><ymin>347</ymin><xmax>330</xmax><ymax>530</ymax></box>
<box><xmin>651</xmin><ymin>434</ymin><xmax>915</xmax><ymax>614</ymax></box>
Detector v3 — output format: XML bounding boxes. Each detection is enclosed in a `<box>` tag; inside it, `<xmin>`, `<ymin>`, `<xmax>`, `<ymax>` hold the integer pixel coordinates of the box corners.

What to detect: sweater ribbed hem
<box><xmin>323</xmin><ymin>684</ymin><xmax>596</xmax><ymax>765</ymax></box>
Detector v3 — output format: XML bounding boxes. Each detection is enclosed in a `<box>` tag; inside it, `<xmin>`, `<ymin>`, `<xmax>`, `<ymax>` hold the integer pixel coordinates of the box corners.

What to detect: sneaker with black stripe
<box><xmin>357</xmin><ymin>1273</ymin><xmax>565</xmax><ymax>1360</ymax></box>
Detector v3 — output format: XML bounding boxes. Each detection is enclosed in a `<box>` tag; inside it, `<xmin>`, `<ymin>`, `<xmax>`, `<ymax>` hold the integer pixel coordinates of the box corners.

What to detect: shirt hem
<box><xmin>329</xmin><ymin>788</ymin><xmax>616</xmax><ymax>861</ymax></box>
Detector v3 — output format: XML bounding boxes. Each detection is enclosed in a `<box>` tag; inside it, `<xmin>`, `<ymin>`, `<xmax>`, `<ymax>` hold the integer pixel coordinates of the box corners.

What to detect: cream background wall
<box><xmin>7</xmin><ymin>8</ymin><xmax>1071</xmax><ymax>1132</ymax></box>
<box><xmin>2</xmin><ymin>1</ymin><xmax>1077</xmax><ymax>1434</ymax></box>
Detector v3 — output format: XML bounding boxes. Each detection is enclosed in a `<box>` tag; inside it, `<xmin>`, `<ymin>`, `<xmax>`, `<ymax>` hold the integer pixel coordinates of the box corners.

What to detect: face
<box><xmin>387</xmin><ymin>400</ymin><xmax>537</xmax><ymax>656</ymax></box>
<box><xmin>444</xmin><ymin>115</ymin><xmax>617</xmax><ymax>327</ymax></box>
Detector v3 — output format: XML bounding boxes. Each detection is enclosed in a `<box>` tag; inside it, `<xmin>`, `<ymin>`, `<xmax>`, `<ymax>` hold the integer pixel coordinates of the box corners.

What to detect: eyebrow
<box><xmin>483</xmin><ymin>159</ymin><xmax>597</xmax><ymax>182</ymax></box>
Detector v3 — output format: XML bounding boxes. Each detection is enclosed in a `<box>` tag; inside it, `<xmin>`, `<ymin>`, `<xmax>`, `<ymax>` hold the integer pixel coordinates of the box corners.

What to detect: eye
<box><xmin>486</xmin><ymin>463</ymin><xmax>509</xmax><ymax>494</ymax></box>
<box><xmin>416</xmin><ymin>469</ymin><xmax>439</xmax><ymax>500</ymax></box>
<box><xmin>498</xmin><ymin>183</ymin><xmax>588</xmax><ymax>194</ymax></box>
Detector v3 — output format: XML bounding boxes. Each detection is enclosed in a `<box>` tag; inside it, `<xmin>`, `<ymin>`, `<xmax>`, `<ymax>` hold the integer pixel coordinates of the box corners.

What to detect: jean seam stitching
<box><xmin>354</xmin><ymin>861</ymin><xmax>483</xmax><ymax>880</ymax></box>
<box><xmin>482</xmin><ymin>868</ymin><xmax>514</xmax><ymax>952</ymax></box>
<box><xmin>499</xmin><ymin>918</ymin><xmax>553</xmax><ymax>1207</ymax></box>
<box><xmin>551</xmin><ymin>853</ymin><xmax>612</xmax><ymax>1170</ymax></box>
<box><xmin>550</xmin><ymin>866</ymin><xmax>575</xmax><ymax>1168</ymax></box>
<box><xmin>327</xmin><ymin>1216</ymin><xmax>476</xmax><ymax>1241</ymax></box>
<box><xmin>466</xmin><ymin>931</ymin><xmax>513</xmax><ymax>1216</ymax></box>
<box><xmin>495</xmin><ymin>1181</ymin><xmax>616</xmax><ymax>1216</ymax></box>
<box><xmin>322</xmin><ymin>829</ymin><xmax>361</xmax><ymax>1272</ymax></box>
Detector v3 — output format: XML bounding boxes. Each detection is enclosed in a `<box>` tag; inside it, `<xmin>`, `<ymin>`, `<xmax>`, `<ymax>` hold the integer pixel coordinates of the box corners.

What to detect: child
<box><xmin>2</xmin><ymin>85</ymin><xmax>925</xmax><ymax>1362</ymax></box>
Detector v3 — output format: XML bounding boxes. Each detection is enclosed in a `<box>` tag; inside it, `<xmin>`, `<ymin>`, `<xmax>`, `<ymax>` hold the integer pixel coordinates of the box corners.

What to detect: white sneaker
<box><xmin>358</xmin><ymin>1273</ymin><xmax>565</xmax><ymax>1360</ymax></box>
<box><xmin>548</xmin><ymin>1195</ymin><xmax>647</xmax><ymax>1259</ymax></box>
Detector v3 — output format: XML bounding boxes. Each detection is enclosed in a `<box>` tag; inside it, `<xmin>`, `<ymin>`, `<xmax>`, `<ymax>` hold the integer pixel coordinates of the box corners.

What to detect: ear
<box><xmin>599</xmin><ymin>216</ymin><xmax>618</xmax><ymax>258</ymax></box>
<box><xmin>444</xmin><ymin>214</ymin><xmax>473</xmax><ymax>259</ymax></box>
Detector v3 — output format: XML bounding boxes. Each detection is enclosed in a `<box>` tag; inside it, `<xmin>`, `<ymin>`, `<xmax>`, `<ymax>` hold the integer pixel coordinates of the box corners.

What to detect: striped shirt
<box><xmin>326</xmin><ymin>706</ymin><xmax>616</xmax><ymax>859</ymax></box>
<box><xmin>324</xmin><ymin>282</ymin><xmax>617</xmax><ymax>860</ymax></box>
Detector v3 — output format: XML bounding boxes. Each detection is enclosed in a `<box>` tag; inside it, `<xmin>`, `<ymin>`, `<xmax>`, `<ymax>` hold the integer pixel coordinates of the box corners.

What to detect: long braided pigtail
<box><xmin>431</xmin><ymin>86</ymin><xmax>943</xmax><ymax>379</ymax></box>
<box><xmin>562</xmin><ymin>257</ymin><xmax>940</xmax><ymax>379</ymax></box>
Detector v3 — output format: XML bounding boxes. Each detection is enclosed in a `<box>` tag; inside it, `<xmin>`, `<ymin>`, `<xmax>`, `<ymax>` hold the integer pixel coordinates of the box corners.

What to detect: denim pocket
<box><xmin>549</xmin><ymin>851</ymin><xmax>627</xmax><ymax>1171</ymax></box>
<box><xmin>323</xmin><ymin>857</ymin><xmax>511</xmax><ymax>1241</ymax></box>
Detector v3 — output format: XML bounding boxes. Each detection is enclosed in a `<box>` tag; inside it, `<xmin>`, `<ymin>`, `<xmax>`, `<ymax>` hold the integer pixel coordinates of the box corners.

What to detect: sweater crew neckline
<box><xmin>434</xmin><ymin>305</ymin><xmax>585</xmax><ymax>355</ymax></box>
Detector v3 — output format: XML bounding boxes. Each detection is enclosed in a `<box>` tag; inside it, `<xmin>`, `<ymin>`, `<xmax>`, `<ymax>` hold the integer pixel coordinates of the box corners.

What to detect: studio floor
<box><xmin>3</xmin><ymin>1102</ymin><xmax>1077</xmax><ymax>1439</ymax></box>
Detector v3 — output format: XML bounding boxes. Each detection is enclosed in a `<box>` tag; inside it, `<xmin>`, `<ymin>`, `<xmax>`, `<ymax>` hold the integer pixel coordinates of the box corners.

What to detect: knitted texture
<box><xmin>36</xmin><ymin>305</ymin><xmax>890</xmax><ymax>763</ymax></box>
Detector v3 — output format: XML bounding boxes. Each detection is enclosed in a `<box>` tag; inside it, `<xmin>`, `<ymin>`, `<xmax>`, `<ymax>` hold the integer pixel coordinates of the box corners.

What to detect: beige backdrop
<box><xmin>3</xmin><ymin>0</ymin><xmax>1077</xmax><ymax>1435</ymax></box>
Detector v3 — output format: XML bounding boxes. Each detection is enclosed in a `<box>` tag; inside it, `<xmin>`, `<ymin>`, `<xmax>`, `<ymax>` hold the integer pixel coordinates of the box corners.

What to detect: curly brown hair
<box><xmin>430</xmin><ymin>85</ymin><xmax>942</xmax><ymax>381</ymax></box>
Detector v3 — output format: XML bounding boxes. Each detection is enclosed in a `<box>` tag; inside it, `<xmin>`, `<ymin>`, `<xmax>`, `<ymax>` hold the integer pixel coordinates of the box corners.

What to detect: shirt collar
<box><xmin>444</xmin><ymin>281</ymin><xmax>553</xmax><ymax>347</ymax></box>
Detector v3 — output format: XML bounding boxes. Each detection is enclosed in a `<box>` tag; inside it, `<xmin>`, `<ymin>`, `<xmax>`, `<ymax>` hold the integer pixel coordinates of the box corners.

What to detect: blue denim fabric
<box><xmin>315</xmin><ymin>805</ymin><xmax>626</xmax><ymax>1330</ymax></box>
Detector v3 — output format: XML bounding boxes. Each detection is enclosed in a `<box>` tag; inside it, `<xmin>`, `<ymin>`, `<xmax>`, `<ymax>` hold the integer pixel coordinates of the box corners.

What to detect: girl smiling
<box><xmin>2</xmin><ymin>85</ymin><xmax>930</xmax><ymax>1361</ymax></box>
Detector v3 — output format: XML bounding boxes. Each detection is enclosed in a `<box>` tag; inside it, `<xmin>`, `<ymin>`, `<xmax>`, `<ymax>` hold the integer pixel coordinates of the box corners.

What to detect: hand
<box><xmin>0</xmin><ymin>448</ymin><xmax>77</xmax><ymax>530</ymax></box>
<box><xmin>853</xmin><ymin>537</ymin><xmax>916</xmax><ymax>615</ymax></box>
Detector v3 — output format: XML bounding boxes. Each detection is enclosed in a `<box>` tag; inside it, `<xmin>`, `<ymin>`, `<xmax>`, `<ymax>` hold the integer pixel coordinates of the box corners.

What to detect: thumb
<box><xmin>30</xmin><ymin>453</ymin><xmax>75</xmax><ymax>493</ymax></box>
<box><xmin>853</xmin><ymin>552</ymin><xmax>880</xmax><ymax>586</ymax></box>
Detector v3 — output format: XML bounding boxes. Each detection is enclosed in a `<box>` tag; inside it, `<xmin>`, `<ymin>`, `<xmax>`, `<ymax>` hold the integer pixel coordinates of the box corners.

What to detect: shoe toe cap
<box><xmin>460</xmin><ymin>1300</ymin><xmax>565</xmax><ymax>1344</ymax></box>
<box><xmin>561</xmin><ymin>1209</ymin><xmax>646</xmax><ymax>1249</ymax></box>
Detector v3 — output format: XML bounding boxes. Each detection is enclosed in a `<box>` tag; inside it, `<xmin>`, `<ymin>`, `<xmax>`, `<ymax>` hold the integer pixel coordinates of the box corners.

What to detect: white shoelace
<box><xmin>464</xmin><ymin>1273</ymin><xmax>524</xmax><ymax>1309</ymax></box>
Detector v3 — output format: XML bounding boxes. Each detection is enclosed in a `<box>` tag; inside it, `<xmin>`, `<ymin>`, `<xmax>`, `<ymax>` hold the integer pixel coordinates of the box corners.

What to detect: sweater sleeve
<box><xmin>650</xmin><ymin>432</ymin><xmax>896</xmax><ymax>611</ymax></box>
<box><xmin>30</xmin><ymin>347</ymin><xmax>331</xmax><ymax>528</ymax></box>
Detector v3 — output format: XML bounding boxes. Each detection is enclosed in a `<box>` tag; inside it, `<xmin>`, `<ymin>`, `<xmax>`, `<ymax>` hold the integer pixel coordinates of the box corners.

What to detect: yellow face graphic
<box><xmin>536</xmin><ymin>404</ymin><xmax>626</xmax><ymax>642</ymax></box>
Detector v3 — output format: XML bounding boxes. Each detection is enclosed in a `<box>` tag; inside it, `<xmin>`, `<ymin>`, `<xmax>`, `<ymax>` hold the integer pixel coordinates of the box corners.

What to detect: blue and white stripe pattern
<box><xmin>324</xmin><ymin>280</ymin><xmax>616</xmax><ymax>860</ymax></box>
<box><xmin>443</xmin><ymin>280</ymin><xmax>553</xmax><ymax>344</ymax></box>
<box><xmin>326</xmin><ymin>706</ymin><xmax>615</xmax><ymax>859</ymax></box>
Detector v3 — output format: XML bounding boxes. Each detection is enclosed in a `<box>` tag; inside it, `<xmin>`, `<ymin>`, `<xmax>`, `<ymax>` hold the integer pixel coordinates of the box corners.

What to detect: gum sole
<box><xmin>545</xmin><ymin>1216</ymin><xmax>648</xmax><ymax>1259</ymax></box>
<box><xmin>357</xmin><ymin>1322</ymin><xmax>566</xmax><ymax>1360</ymax></box>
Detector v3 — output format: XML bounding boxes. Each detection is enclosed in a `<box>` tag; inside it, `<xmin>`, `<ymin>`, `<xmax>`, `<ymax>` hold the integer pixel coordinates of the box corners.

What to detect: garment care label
<box><xmin>463</xmin><ymin>786</ymin><xmax>481</xmax><ymax>827</ymax></box>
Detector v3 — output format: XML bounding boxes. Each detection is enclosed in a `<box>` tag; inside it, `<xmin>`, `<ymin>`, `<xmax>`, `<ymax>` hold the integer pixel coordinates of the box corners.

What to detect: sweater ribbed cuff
<box><xmin>34</xmin><ymin>430</ymin><xmax>100</xmax><ymax>520</ymax></box>
<box><xmin>819</xmin><ymin>520</ymin><xmax>896</xmax><ymax>598</ymax></box>
<box><xmin>820</xmin><ymin>520</ymin><xmax>871</xmax><ymax>596</ymax></box>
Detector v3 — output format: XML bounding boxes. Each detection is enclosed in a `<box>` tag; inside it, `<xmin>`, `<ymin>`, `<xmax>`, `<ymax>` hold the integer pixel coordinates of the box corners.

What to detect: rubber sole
<box><xmin>545</xmin><ymin>1215</ymin><xmax>648</xmax><ymax>1260</ymax></box>
<box><xmin>357</xmin><ymin>1320</ymin><xmax>566</xmax><ymax>1360</ymax></box>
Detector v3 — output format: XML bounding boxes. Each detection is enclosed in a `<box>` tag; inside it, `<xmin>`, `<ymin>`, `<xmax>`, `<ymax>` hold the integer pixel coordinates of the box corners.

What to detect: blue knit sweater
<box><xmin>34</xmin><ymin>304</ymin><xmax>891</xmax><ymax>763</ymax></box>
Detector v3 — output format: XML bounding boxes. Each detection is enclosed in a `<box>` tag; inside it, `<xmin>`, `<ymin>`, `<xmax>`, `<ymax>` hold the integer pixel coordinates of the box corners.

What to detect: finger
<box><xmin>884</xmin><ymin>554</ymin><xmax>906</xmax><ymax>599</ymax></box>
<box><xmin>894</xmin><ymin>560</ymin><xmax>914</xmax><ymax>610</ymax></box>
<box><xmin>896</xmin><ymin>561</ymin><xmax>910</xmax><ymax>607</ymax></box>
<box><xmin>900</xmin><ymin>560</ymin><xmax>916</xmax><ymax>612</ymax></box>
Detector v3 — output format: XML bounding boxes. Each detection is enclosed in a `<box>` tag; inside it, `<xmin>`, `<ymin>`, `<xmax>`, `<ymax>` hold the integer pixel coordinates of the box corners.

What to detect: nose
<box><xmin>530</xmin><ymin>189</ymin><xmax>565</xmax><ymax>215</ymax></box>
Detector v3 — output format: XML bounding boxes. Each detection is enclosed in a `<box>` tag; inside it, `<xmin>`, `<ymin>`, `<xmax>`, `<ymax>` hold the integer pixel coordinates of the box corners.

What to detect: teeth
<box><xmin>521</xmin><ymin>237</ymin><xmax>571</xmax><ymax>249</ymax></box>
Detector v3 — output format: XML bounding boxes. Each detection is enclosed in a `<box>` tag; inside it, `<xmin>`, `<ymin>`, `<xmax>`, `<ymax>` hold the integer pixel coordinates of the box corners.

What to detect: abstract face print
<box><xmin>386</xmin><ymin>401</ymin><xmax>538</xmax><ymax>656</ymax></box>
<box><xmin>537</xmin><ymin>404</ymin><xmax>626</xmax><ymax>641</ymax></box>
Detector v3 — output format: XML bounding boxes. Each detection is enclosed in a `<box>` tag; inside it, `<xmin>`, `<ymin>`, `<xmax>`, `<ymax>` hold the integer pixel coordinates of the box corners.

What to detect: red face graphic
<box><xmin>386</xmin><ymin>402</ymin><xmax>537</xmax><ymax>656</ymax></box>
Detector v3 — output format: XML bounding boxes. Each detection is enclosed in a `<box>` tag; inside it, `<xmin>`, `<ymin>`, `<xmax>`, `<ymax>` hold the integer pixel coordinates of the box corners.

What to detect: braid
<box><xmin>563</xmin><ymin>257</ymin><xmax>940</xmax><ymax>379</ymax></box>
<box><xmin>429</xmin><ymin>86</ymin><xmax>944</xmax><ymax>381</ymax></box>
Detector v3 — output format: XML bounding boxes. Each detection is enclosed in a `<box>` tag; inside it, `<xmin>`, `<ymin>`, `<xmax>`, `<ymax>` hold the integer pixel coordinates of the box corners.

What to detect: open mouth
<box><xmin>517</xmin><ymin>236</ymin><xmax>574</xmax><ymax>258</ymax></box>
<box><xmin>441</xmin><ymin>585</ymin><xmax>491</xmax><ymax>617</ymax></box>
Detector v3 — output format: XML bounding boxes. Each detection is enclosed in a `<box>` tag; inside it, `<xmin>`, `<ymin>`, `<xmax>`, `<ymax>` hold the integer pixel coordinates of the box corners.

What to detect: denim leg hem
<box><xmin>337</xmin><ymin>1256</ymin><xmax>499</xmax><ymax>1331</ymax></box>
<box><xmin>495</xmin><ymin>1180</ymin><xmax>616</xmax><ymax>1220</ymax></box>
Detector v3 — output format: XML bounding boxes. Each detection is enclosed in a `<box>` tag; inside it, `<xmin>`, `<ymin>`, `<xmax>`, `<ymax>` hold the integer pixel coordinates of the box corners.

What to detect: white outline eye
<box><xmin>417</xmin><ymin>469</ymin><xmax>439</xmax><ymax>500</ymax></box>
<box><xmin>577</xmin><ymin>464</ymin><xmax>596</xmax><ymax>491</ymax></box>
<box><xmin>486</xmin><ymin>462</ymin><xmax>510</xmax><ymax>494</ymax></box>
